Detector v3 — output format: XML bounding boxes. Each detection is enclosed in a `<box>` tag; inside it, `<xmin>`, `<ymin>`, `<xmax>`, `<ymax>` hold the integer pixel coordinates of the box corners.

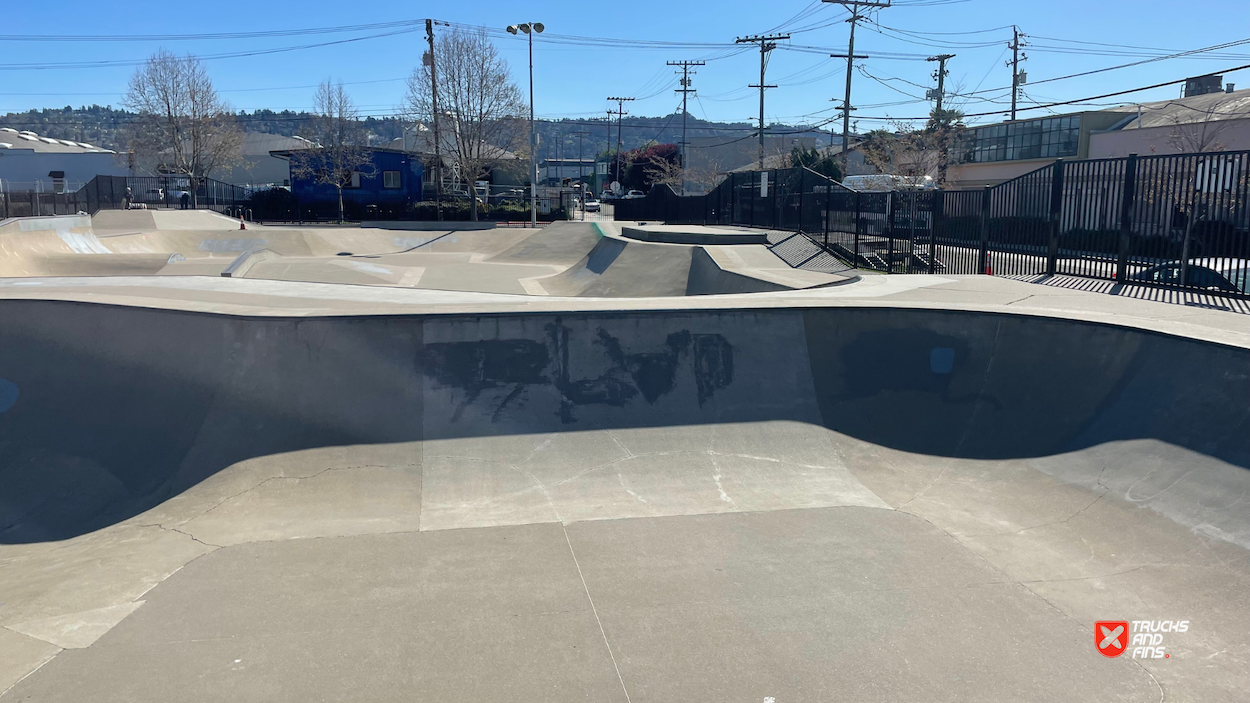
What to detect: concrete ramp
<box><xmin>533</xmin><ymin>226</ymin><xmax>852</xmax><ymax>297</ymax></box>
<box><xmin>536</xmin><ymin>234</ymin><xmax>695</xmax><ymax>296</ymax></box>
<box><xmin>150</xmin><ymin>210</ymin><xmax>248</xmax><ymax>230</ymax></box>
<box><xmin>90</xmin><ymin>209</ymin><xmax>157</xmax><ymax>232</ymax></box>
<box><xmin>487</xmin><ymin>221</ymin><xmax>602</xmax><ymax>266</ymax></box>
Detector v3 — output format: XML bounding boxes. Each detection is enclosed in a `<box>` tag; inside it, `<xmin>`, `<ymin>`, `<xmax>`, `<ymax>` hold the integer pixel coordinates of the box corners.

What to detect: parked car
<box><xmin>137</xmin><ymin>188</ymin><xmax>166</xmax><ymax>204</ymax></box>
<box><xmin>583</xmin><ymin>198</ymin><xmax>601</xmax><ymax>213</ymax></box>
<box><xmin>1129</xmin><ymin>258</ymin><xmax>1250</xmax><ymax>294</ymax></box>
<box><xmin>624</xmin><ymin>190</ymin><xmax>645</xmax><ymax>199</ymax></box>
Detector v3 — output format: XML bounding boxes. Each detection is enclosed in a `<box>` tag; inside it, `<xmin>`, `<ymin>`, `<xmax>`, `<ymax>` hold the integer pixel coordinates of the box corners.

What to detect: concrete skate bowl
<box><xmin>4</xmin><ymin>299</ymin><xmax>1250</xmax><ymax>700</ymax></box>
<box><xmin>1</xmin><ymin>300</ymin><xmax>1247</xmax><ymax>545</ymax></box>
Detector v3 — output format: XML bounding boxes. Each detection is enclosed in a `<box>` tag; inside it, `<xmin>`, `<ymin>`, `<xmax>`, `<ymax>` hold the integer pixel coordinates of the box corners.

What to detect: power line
<box><xmin>0</xmin><ymin>28</ymin><xmax>422</xmax><ymax>71</ymax></box>
<box><xmin>0</xmin><ymin>19</ymin><xmax>427</xmax><ymax>42</ymax></box>
<box><xmin>818</xmin><ymin>61</ymin><xmax>1250</xmax><ymax>120</ymax></box>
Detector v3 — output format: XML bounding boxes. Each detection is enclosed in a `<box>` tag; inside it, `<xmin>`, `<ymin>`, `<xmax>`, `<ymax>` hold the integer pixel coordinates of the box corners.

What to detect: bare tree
<box><xmin>1167</xmin><ymin>105</ymin><xmax>1230</xmax><ymax>153</ymax></box>
<box><xmin>686</xmin><ymin>155</ymin><xmax>727</xmax><ymax>193</ymax></box>
<box><xmin>859</xmin><ymin>109</ymin><xmax>965</xmax><ymax>185</ymax></box>
<box><xmin>645</xmin><ymin>155</ymin><xmax>685</xmax><ymax>189</ymax></box>
<box><xmin>291</xmin><ymin>81</ymin><xmax>378</xmax><ymax>222</ymax></box>
<box><xmin>124</xmin><ymin>49</ymin><xmax>242</xmax><ymax>206</ymax></box>
<box><xmin>405</xmin><ymin>27</ymin><xmax>526</xmax><ymax>221</ymax></box>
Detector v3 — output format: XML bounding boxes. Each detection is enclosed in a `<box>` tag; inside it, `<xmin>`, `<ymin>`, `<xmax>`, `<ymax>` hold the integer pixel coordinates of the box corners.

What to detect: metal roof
<box><xmin>0</xmin><ymin>128</ymin><xmax>116</xmax><ymax>154</ymax></box>
<box><xmin>1100</xmin><ymin>87</ymin><xmax>1250</xmax><ymax>130</ymax></box>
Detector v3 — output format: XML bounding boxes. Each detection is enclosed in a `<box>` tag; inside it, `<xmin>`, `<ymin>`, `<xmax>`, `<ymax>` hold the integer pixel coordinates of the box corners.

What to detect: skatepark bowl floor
<box><xmin>1</xmin><ymin>210</ymin><xmax>1250</xmax><ymax>702</ymax></box>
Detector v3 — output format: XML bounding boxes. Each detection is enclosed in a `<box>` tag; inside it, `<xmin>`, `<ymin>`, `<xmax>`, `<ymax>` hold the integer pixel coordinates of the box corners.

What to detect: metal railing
<box><xmin>1</xmin><ymin>175</ymin><xmax>249</xmax><ymax>219</ymax></box>
<box><xmin>614</xmin><ymin>150</ymin><xmax>1250</xmax><ymax>297</ymax></box>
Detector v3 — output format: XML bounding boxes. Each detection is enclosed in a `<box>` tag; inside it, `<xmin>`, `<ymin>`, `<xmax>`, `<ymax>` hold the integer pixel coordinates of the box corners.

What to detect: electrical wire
<box><xmin>0</xmin><ymin>28</ymin><xmax>422</xmax><ymax>71</ymax></box>
<box><xmin>0</xmin><ymin>19</ymin><xmax>427</xmax><ymax>42</ymax></box>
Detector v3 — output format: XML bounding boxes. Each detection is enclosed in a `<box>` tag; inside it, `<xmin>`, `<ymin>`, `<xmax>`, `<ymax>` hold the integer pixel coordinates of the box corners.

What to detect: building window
<box><xmin>348</xmin><ymin>171</ymin><xmax>362</xmax><ymax>189</ymax></box>
<box><xmin>959</xmin><ymin>115</ymin><xmax>1080</xmax><ymax>163</ymax></box>
<box><xmin>383</xmin><ymin>170</ymin><xmax>401</xmax><ymax>189</ymax></box>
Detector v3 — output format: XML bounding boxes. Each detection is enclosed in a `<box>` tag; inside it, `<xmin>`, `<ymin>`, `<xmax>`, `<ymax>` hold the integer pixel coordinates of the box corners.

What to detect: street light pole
<box><xmin>508</xmin><ymin>22</ymin><xmax>545</xmax><ymax>227</ymax></box>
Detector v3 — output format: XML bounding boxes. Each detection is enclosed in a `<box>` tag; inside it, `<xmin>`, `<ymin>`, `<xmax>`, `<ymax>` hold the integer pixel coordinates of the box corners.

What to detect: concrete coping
<box><xmin>220</xmin><ymin>249</ymin><xmax>279</xmax><ymax>278</ymax></box>
<box><xmin>620</xmin><ymin>224</ymin><xmax>768</xmax><ymax>245</ymax></box>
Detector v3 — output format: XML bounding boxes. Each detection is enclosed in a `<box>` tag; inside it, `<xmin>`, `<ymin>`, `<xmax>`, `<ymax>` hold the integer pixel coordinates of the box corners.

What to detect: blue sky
<box><xmin>2</xmin><ymin>0</ymin><xmax>1248</xmax><ymax>129</ymax></box>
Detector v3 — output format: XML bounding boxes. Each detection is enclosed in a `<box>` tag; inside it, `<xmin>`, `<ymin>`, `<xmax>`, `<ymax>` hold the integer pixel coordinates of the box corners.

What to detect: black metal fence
<box><xmin>1</xmin><ymin>175</ymin><xmax>248</xmax><ymax>219</ymax></box>
<box><xmin>615</xmin><ymin>150</ymin><xmax>1250</xmax><ymax>297</ymax></box>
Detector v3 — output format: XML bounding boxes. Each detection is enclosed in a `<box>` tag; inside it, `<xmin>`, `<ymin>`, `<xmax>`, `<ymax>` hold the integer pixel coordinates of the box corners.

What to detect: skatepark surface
<box><xmin>2</xmin><ymin>210</ymin><xmax>1250</xmax><ymax>702</ymax></box>
<box><xmin>0</xmin><ymin>212</ymin><xmax>852</xmax><ymax>296</ymax></box>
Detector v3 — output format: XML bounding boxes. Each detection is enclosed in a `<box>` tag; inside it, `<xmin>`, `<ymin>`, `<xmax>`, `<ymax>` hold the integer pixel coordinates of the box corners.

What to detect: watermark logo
<box><xmin>1097</xmin><ymin>621</ymin><xmax>1187</xmax><ymax>658</ymax></box>
<box><xmin>1096</xmin><ymin>621</ymin><xmax>1129</xmax><ymax>658</ymax></box>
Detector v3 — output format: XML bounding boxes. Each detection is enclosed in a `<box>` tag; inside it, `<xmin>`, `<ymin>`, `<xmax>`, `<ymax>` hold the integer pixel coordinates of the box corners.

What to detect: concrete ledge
<box><xmin>221</xmin><ymin>249</ymin><xmax>278</xmax><ymax>278</ymax></box>
<box><xmin>621</xmin><ymin>224</ymin><xmax>768</xmax><ymax>245</ymax></box>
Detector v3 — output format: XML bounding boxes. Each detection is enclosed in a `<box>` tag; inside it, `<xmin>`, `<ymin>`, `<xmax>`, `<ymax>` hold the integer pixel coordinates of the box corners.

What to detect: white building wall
<box><xmin>0</xmin><ymin>150</ymin><xmax>128</xmax><ymax>191</ymax></box>
<box><xmin>1088</xmin><ymin>118</ymin><xmax>1250</xmax><ymax>158</ymax></box>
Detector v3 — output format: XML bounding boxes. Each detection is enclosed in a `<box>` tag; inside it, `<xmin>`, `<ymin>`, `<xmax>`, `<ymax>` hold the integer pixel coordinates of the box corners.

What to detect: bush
<box><xmin>246</xmin><ymin>187</ymin><xmax>298</xmax><ymax>221</ymax></box>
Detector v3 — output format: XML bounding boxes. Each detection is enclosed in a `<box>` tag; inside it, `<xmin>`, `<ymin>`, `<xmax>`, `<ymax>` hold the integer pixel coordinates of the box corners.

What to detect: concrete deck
<box><xmin>1</xmin><ymin>213</ymin><xmax>1249</xmax><ymax>702</ymax></box>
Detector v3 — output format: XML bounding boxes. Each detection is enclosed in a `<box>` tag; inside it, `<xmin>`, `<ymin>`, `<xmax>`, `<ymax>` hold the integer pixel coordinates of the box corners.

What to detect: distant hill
<box><xmin>534</xmin><ymin>114</ymin><xmax>833</xmax><ymax>163</ymax></box>
<box><xmin>0</xmin><ymin>106</ymin><xmax>408</xmax><ymax>151</ymax></box>
<box><xmin>1</xmin><ymin>105</ymin><xmax>832</xmax><ymax>171</ymax></box>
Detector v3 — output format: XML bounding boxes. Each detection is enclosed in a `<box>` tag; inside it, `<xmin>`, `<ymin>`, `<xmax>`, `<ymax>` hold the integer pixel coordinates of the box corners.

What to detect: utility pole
<box><xmin>572</xmin><ymin>130</ymin><xmax>588</xmax><ymax>219</ymax></box>
<box><xmin>823</xmin><ymin>1</ymin><xmax>890</xmax><ymax>172</ymax></box>
<box><xmin>668</xmin><ymin>60</ymin><xmax>705</xmax><ymax>194</ymax></box>
<box><xmin>424</xmin><ymin>19</ymin><xmax>445</xmax><ymax>221</ymax></box>
<box><xmin>604</xmin><ymin>110</ymin><xmax>613</xmax><ymax>196</ymax></box>
<box><xmin>926</xmin><ymin>53</ymin><xmax>954</xmax><ymax>112</ymax></box>
<box><xmin>735</xmin><ymin>34</ymin><xmax>789</xmax><ymax>170</ymax></box>
<box><xmin>607</xmin><ymin>96</ymin><xmax>633</xmax><ymax>187</ymax></box>
<box><xmin>1007</xmin><ymin>26</ymin><xmax>1027</xmax><ymax>121</ymax></box>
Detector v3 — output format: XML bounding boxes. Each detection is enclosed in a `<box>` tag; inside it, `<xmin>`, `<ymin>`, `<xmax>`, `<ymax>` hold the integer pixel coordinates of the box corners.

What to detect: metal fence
<box><xmin>614</xmin><ymin>150</ymin><xmax>1250</xmax><ymax>297</ymax></box>
<box><xmin>1</xmin><ymin>175</ymin><xmax>248</xmax><ymax>219</ymax></box>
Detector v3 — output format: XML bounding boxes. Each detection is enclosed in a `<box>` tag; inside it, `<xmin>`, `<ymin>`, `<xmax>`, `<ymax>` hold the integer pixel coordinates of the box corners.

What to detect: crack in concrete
<box><xmin>1020</xmin><ymin>563</ymin><xmax>1160</xmax><ymax>585</ymax></box>
<box><xmin>0</xmin><ymin>635</ymin><xmax>62</xmax><ymax>700</ymax></box>
<box><xmin>959</xmin><ymin>492</ymin><xmax>1107</xmax><ymax>538</ymax></box>
<box><xmin>184</xmin><ymin>462</ymin><xmax>414</xmax><ymax>527</ymax></box>
<box><xmin>896</xmin><ymin>506</ymin><xmax>1167</xmax><ymax>697</ymax></box>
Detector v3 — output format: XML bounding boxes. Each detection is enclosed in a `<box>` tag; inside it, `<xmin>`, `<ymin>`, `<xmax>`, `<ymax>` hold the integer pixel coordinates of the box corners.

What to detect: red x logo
<box><xmin>1096</xmin><ymin>621</ymin><xmax>1129</xmax><ymax>658</ymax></box>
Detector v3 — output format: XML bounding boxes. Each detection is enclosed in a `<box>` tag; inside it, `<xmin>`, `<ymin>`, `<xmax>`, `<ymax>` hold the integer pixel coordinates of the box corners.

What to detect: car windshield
<box><xmin>1222</xmin><ymin>267</ymin><xmax>1250</xmax><ymax>294</ymax></box>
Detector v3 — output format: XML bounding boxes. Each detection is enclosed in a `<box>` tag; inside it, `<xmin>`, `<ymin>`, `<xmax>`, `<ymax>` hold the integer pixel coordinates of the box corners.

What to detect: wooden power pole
<box><xmin>734</xmin><ymin>34</ymin><xmax>789</xmax><ymax>170</ymax></box>
<box><xmin>1008</xmin><ymin>26</ymin><xmax>1027</xmax><ymax>121</ymax></box>
<box><xmin>926</xmin><ymin>54</ymin><xmax>955</xmax><ymax>112</ymax></box>
<box><xmin>607</xmin><ymin>97</ymin><xmax>634</xmax><ymax>187</ymax></box>
<box><xmin>667</xmin><ymin>59</ymin><xmax>704</xmax><ymax>193</ymax></box>
<box><xmin>823</xmin><ymin>1</ymin><xmax>890</xmax><ymax>172</ymax></box>
<box><xmin>424</xmin><ymin>19</ymin><xmax>444</xmax><ymax>220</ymax></box>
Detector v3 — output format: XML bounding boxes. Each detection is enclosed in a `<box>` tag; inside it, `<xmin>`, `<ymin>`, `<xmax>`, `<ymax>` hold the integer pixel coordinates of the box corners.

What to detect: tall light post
<box><xmin>507</xmin><ymin>22</ymin><xmax>544</xmax><ymax>227</ymax></box>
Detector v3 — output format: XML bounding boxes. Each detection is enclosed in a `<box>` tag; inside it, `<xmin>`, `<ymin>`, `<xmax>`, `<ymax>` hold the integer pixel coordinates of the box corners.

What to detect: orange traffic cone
<box><xmin>239</xmin><ymin>218</ymin><xmax>246</xmax><ymax>230</ymax></box>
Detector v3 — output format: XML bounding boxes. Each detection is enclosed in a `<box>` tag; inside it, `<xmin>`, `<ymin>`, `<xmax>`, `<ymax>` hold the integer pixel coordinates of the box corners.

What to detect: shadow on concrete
<box><xmin>1005</xmin><ymin>273</ymin><xmax>1250</xmax><ymax>314</ymax></box>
